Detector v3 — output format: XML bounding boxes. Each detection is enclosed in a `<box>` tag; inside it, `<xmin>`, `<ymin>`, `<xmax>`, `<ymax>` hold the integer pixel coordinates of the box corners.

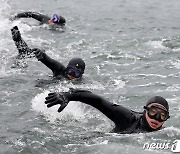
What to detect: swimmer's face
<box><xmin>66</xmin><ymin>66</ymin><xmax>82</xmax><ymax>80</ymax></box>
<box><xmin>145</xmin><ymin>103</ymin><xmax>168</xmax><ymax>129</ymax></box>
<box><xmin>49</xmin><ymin>14</ymin><xmax>60</xmax><ymax>26</ymax></box>
<box><xmin>67</xmin><ymin>74</ymin><xmax>76</xmax><ymax>80</ymax></box>
<box><xmin>48</xmin><ymin>19</ymin><xmax>55</xmax><ymax>26</ymax></box>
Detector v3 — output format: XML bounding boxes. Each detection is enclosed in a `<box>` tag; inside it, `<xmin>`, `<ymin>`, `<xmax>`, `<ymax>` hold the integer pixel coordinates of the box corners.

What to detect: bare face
<box><xmin>145</xmin><ymin>103</ymin><xmax>166</xmax><ymax>129</ymax></box>
<box><xmin>67</xmin><ymin>74</ymin><xmax>76</xmax><ymax>80</ymax></box>
<box><xmin>48</xmin><ymin>19</ymin><xmax>55</xmax><ymax>26</ymax></box>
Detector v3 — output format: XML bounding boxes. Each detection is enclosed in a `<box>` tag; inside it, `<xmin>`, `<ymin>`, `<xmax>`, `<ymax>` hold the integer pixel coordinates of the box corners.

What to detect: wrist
<box><xmin>64</xmin><ymin>92</ymin><xmax>72</xmax><ymax>101</ymax></box>
<box><xmin>38</xmin><ymin>51</ymin><xmax>46</xmax><ymax>61</ymax></box>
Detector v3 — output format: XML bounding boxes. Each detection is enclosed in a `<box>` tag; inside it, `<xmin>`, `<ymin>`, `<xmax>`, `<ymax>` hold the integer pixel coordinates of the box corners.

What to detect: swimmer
<box><xmin>33</xmin><ymin>48</ymin><xmax>85</xmax><ymax>80</ymax></box>
<box><xmin>11</xmin><ymin>26</ymin><xmax>85</xmax><ymax>80</ymax></box>
<box><xmin>10</xmin><ymin>11</ymin><xmax>66</xmax><ymax>26</ymax></box>
<box><xmin>45</xmin><ymin>89</ymin><xmax>170</xmax><ymax>133</ymax></box>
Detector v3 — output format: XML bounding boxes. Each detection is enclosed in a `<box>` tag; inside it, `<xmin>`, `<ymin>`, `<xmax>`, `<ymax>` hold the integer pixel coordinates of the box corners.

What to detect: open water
<box><xmin>0</xmin><ymin>0</ymin><xmax>180</xmax><ymax>153</ymax></box>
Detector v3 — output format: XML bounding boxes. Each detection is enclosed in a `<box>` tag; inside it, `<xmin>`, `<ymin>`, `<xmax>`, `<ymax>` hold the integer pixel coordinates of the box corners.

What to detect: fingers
<box><xmin>11</xmin><ymin>27</ymin><xmax>21</xmax><ymax>41</ymax></box>
<box><xmin>13</xmin><ymin>26</ymin><xmax>19</xmax><ymax>30</ymax></box>
<box><xmin>44</xmin><ymin>92</ymin><xmax>69</xmax><ymax>112</ymax></box>
<box><xmin>36</xmin><ymin>52</ymin><xmax>42</xmax><ymax>57</ymax></box>
<box><xmin>48</xmin><ymin>92</ymin><xmax>56</xmax><ymax>96</ymax></box>
<box><xmin>45</xmin><ymin>96</ymin><xmax>57</xmax><ymax>104</ymax></box>
<box><xmin>46</xmin><ymin>92</ymin><xmax>56</xmax><ymax>98</ymax></box>
<box><xmin>58</xmin><ymin>103</ymin><xmax>67</xmax><ymax>112</ymax></box>
<box><xmin>45</xmin><ymin>92</ymin><xmax>64</xmax><ymax>104</ymax></box>
<box><xmin>33</xmin><ymin>49</ymin><xmax>41</xmax><ymax>55</ymax></box>
<box><xmin>32</xmin><ymin>48</ymin><xmax>42</xmax><ymax>54</ymax></box>
<box><xmin>32</xmin><ymin>48</ymin><xmax>45</xmax><ymax>60</ymax></box>
<box><xmin>11</xmin><ymin>26</ymin><xmax>19</xmax><ymax>32</ymax></box>
<box><xmin>47</xmin><ymin>99</ymin><xmax>59</xmax><ymax>108</ymax></box>
<box><xmin>45</xmin><ymin>93</ymin><xmax>58</xmax><ymax>103</ymax></box>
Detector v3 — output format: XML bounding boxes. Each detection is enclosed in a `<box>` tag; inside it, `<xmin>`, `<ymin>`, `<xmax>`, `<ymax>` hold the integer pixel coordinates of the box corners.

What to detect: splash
<box><xmin>31</xmin><ymin>80</ymin><xmax>108</xmax><ymax>124</ymax></box>
<box><xmin>145</xmin><ymin>40</ymin><xmax>166</xmax><ymax>49</ymax></box>
<box><xmin>31</xmin><ymin>89</ymin><xmax>87</xmax><ymax>123</ymax></box>
<box><xmin>0</xmin><ymin>0</ymin><xmax>14</xmax><ymax>77</ymax></box>
<box><xmin>0</xmin><ymin>0</ymin><xmax>11</xmax><ymax>35</ymax></box>
<box><xmin>170</xmin><ymin>59</ymin><xmax>180</xmax><ymax>69</ymax></box>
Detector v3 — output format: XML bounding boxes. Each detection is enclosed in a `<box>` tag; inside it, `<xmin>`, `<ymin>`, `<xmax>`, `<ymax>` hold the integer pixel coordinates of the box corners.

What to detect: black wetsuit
<box><xmin>11</xmin><ymin>26</ymin><xmax>66</xmax><ymax>78</ymax></box>
<box><xmin>12</xmin><ymin>12</ymin><xmax>66</xmax><ymax>25</ymax></box>
<box><xmin>37</xmin><ymin>51</ymin><xmax>66</xmax><ymax>79</ymax></box>
<box><xmin>65</xmin><ymin>89</ymin><xmax>161</xmax><ymax>133</ymax></box>
<box><xmin>11</xmin><ymin>26</ymin><xmax>86</xmax><ymax>81</ymax></box>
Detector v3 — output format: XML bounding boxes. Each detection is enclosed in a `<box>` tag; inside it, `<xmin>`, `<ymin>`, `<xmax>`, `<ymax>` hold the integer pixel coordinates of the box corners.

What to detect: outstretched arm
<box><xmin>33</xmin><ymin>48</ymin><xmax>66</xmax><ymax>77</ymax></box>
<box><xmin>45</xmin><ymin>89</ymin><xmax>134</xmax><ymax>127</ymax></box>
<box><xmin>11</xmin><ymin>12</ymin><xmax>50</xmax><ymax>24</ymax></box>
<box><xmin>11</xmin><ymin>26</ymin><xmax>33</xmax><ymax>58</ymax></box>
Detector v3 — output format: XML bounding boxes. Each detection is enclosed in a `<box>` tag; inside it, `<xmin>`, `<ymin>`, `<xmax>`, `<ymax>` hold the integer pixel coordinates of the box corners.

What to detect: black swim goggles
<box><xmin>52</xmin><ymin>14</ymin><xmax>59</xmax><ymax>23</ymax></box>
<box><xmin>66</xmin><ymin>66</ymin><xmax>82</xmax><ymax>78</ymax></box>
<box><xmin>144</xmin><ymin>105</ymin><xmax>170</xmax><ymax>122</ymax></box>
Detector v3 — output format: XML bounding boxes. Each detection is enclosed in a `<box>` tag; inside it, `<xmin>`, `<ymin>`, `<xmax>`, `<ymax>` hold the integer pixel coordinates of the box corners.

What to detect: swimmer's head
<box><xmin>65</xmin><ymin>58</ymin><xmax>85</xmax><ymax>80</ymax></box>
<box><xmin>48</xmin><ymin>14</ymin><xmax>65</xmax><ymax>26</ymax></box>
<box><xmin>143</xmin><ymin>96</ymin><xmax>170</xmax><ymax>130</ymax></box>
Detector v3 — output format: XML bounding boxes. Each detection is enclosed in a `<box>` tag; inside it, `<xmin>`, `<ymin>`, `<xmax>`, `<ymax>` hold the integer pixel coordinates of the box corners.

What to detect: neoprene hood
<box><xmin>146</xmin><ymin>96</ymin><xmax>169</xmax><ymax>111</ymax></box>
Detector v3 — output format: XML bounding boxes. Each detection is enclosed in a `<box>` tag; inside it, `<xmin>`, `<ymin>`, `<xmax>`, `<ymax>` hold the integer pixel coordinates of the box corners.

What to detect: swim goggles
<box><xmin>66</xmin><ymin>66</ymin><xmax>82</xmax><ymax>78</ymax></box>
<box><xmin>144</xmin><ymin>105</ymin><xmax>170</xmax><ymax>122</ymax></box>
<box><xmin>52</xmin><ymin>14</ymin><xmax>59</xmax><ymax>23</ymax></box>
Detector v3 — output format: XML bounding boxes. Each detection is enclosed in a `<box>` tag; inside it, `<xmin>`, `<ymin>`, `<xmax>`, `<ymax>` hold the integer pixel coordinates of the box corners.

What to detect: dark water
<box><xmin>0</xmin><ymin>0</ymin><xmax>180</xmax><ymax>153</ymax></box>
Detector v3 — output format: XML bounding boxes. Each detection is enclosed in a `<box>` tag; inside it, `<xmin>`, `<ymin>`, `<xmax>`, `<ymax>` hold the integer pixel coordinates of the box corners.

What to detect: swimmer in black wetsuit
<box><xmin>11</xmin><ymin>26</ymin><xmax>85</xmax><ymax>80</ymax></box>
<box><xmin>34</xmin><ymin>48</ymin><xmax>85</xmax><ymax>80</ymax></box>
<box><xmin>10</xmin><ymin>11</ymin><xmax>66</xmax><ymax>26</ymax></box>
<box><xmin>44</xmin><ymin>89</ymin><xmax>170</xmax><ymax>134</ymax></box>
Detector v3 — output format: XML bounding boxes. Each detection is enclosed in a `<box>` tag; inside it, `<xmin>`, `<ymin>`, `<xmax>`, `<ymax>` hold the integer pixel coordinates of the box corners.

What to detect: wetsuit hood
<box><xmin>67</xmin><ymin>58</ymin><xmax>85</xmax><ymax>74</ymax></box>
<box><xmin>146</xmin><ymin>96</ymin><xmax>169</xmax><ymax>111</ymax></box>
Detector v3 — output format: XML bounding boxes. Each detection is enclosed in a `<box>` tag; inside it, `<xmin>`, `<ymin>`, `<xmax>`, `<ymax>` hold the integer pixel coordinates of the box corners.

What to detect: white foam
<box><xmin>0</xmin><ymin>1</ymin><xmax>21</xmax><ymax>77</ymax></box>
<box><xmin>166</xmin><ymin>84</ymin><xmax>180</xmax><ymax>92</ymax></box>
<box><xmin>163</xmin><ymin>126</ymin><xmax>180</xmax><ymax>136</ymax></box>
<box><xmin>171</xmin><ymin>59</ymin><xmax>180</xmax><ymax>69</ymax></box>
<box><xmin>31</xmin><ymin>80</ymin><xmax>107</xmax><ymax>124</ymax></box>
<box><xmin>31</xmin><ymin>90</ymin><xmax>87</xmax><ymax>123</ymax></box>
<box><xmin>145</xmin><ymin>40</ymin><xmax>166</xmax><ymax>49</ymax></box>
<box><xmin>84</xmin><ymin>140</ymin><xmax>108</xmax><ymax>147</ymax></box>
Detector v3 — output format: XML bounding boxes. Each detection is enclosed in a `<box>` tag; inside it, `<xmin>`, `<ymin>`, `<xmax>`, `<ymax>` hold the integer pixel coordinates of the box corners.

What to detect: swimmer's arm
<box><xmin>39</xmin><ymin>53</ymin><xmax>65</xmax><ymax>76</ymax></box>
<box><xmin>11</xmin><ymin>26</ymin><xmax>32</xmax><ymax>56</ymax></box>
<box><xmin>12</xmin><ymin>12</ymin><xmax>50</xmax><ymax>23</ymax></box>
<box><xmin>66</xmin><ymin>89</ymin><xmax>133</xmax><ymax>126</ymax></box>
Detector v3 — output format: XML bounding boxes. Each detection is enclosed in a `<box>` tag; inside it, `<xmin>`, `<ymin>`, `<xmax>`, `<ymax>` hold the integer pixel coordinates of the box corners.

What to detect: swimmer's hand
<box><xmin>33</xmin><ymin>48</ymin><xmax>45</xmax><ymax>61</ymax></box>
<box><xmin>45</xmin><ymin>92</ymin><xmax>69</xmax><ymax>112</ymax></box>
<box><xmin>11</xmin><ymin>26</ymin><xmax>21</xmax><ymax>41</ymax></box>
